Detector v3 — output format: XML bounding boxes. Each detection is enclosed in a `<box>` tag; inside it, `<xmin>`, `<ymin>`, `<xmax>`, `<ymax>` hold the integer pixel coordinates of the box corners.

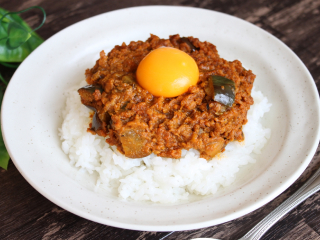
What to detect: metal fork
<box><xmin>238</xmin><ymin>166</ymin><xmax>320</xmax><ymax>240</ymax></box>
<box><xmin>163</xmin><ymin>166</ymin><xmax>320</xmax><ymax>240</ymax></box>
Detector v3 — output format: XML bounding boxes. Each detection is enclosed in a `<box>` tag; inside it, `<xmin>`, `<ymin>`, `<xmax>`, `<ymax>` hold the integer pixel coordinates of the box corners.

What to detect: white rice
<box><xmin>59</xmin><ymin>81</ymin><xmax>271</xmax><ymax>203</ymax></box>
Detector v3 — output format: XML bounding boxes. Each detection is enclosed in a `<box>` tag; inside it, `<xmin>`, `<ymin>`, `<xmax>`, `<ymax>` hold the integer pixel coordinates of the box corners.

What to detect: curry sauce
<box><xmin>78</xmin><ymin>34</ymin><xmax>255</xmax><ymax>159</ymax></box>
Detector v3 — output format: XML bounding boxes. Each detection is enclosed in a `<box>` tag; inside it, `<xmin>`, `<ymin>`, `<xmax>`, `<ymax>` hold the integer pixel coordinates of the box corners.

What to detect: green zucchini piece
<box><xmin>209</xmin><ymin>75</ymin><xmax>235</xmax><ymax>107</ymax></box>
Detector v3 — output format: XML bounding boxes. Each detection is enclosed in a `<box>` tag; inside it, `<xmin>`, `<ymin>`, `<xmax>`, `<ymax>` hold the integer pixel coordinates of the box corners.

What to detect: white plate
<box><xmin>2</xmin><ymin>6</ymin><xmax>320</xmax><ymax>231</ymax></box>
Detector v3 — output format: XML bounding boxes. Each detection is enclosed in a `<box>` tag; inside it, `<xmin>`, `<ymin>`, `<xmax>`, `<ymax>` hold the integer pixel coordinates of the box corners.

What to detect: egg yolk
<box><xmin>136</xmin><ymin>47</ymin><xmax>199</xmax><ymax>97</ymax></box>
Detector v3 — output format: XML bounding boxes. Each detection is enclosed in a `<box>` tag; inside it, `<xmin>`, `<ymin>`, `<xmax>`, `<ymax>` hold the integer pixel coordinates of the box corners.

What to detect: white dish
<box><xmin>2</xmin><ymin>6</ymin><xmax>320</xmax><ymax>231</ymax></box>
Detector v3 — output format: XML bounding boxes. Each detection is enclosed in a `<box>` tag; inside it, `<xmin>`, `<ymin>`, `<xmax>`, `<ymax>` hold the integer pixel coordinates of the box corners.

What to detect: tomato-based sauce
<box><xmin>78</xmin><ymin>34</ymin><xmax>255</xmax><ymax>159</ymax></box>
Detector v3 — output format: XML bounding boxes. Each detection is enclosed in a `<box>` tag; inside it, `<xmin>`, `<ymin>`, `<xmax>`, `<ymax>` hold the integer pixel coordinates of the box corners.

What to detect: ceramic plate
<box><xmin>2</xmin><ymin>6</ymin><xmax>320</xmax><ymax>231</ymax></box>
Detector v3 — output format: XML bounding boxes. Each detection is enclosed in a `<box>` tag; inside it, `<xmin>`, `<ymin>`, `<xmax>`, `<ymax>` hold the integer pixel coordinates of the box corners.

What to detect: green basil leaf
<box><xmin>0</xmin><ymin>62</ymin><xmax>20</xmax><ymax>68</ymax></box>
<box><xmin>7</xmin><ymin>22</ymin><xmax>31</xmax><ymax>49</ymax></box>
<box><xmin>0</xmin><ymin>126</ymin><xmax>9</xmax><ymax>170</ymax></box>
<box><xmin>0</xmin><ymin>6</ymin><xmax>46</xmax><ymax>169</ymax></box>
<box><xmin>0</xmin><ymin>8</ymin><xmax>43</xmax><ymax>62</ymax></box>
<box><xmin>209</xmin><ymin>75</ymin><xmax>235</xmax><ymax>107</ymax></box>
<box><xmin>0</xmin><ymin>90</ymin><xmax>9</xmax><ymax>170</ymax></box>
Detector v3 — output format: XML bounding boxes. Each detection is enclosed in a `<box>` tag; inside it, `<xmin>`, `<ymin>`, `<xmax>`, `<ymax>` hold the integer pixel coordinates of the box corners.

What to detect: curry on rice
<box><xmin>78</xmin><ymin>34</ymin><xmax>255</xmax><ymax>159</ymax></box>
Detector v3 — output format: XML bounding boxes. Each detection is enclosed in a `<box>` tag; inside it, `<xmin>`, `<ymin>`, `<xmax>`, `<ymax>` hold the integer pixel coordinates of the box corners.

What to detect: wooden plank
<box><xmin>281</xmin><ymin>221</ymin><xmax>320</xmax><ymax>240</ymax></box>
<box><xmin>1</xmin><ymin>0</ymin><xmax>320</xmax><ymax>239</ymax></box>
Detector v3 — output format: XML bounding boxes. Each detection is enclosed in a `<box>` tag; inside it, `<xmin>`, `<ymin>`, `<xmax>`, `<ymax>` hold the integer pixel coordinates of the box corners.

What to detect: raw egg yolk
<box><xmin>136</xmin><ymin>47</ymin><xmax>199</xmax><ymax>97</ymax></box>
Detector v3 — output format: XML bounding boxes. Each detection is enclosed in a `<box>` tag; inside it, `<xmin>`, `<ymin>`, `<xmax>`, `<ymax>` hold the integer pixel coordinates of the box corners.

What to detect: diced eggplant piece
<box><xmin>78</xmin><ymin>85</ymin><xmax>103</xmax><ymax>104</ymax></box>
<box><xmin>180</xmin><ymin>37</ymin><xmax>200</xmax><ymax>52</ymax></box>
<box><xmin>118</xmin><ymin>124</ymin><xmax>150</xmax><ymax>158</ymax></box>
<box><xmin>82</xmin><ymin>105</ymin><xmax>104</xmax><ymax>131</ymax></box>
<box><xmin>79</xmin><ymin>82</ymin><xmax>108</xmax><ymax>131</ymax></box>
<box><xmin>204</xmin><ymin>137</ymin><xmax>225</xmax><ymax>158</ymax></box>
<box><xmin>92</xmin><ymin>112</ymin><xmax>102</xmax><ymax>131</ymax></box>
<box><xmin>78</xmin><ymin>85</ymin><xmax>104</xmax><ymax>118</ymax></box>
<box><xmin>209</xmin><ymin>75</ymin><xmax>235</xmax><ymax>107</ymax></box>
<box><xmin>79</xmin><ymin>85</ymin><xmax>103</xmax><ymax>93</ymax></box>
<box><xmin>103</xmin><ymin>112</ymin><xmax>111</xmax><ymax>126</ymax></box>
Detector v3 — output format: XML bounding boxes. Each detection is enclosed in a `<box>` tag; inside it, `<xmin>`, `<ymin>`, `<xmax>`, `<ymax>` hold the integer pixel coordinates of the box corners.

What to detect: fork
<box><xmin>167</xmin><ymin>166</ymin><xmax>320</xmax><ymax>240</ymax></box>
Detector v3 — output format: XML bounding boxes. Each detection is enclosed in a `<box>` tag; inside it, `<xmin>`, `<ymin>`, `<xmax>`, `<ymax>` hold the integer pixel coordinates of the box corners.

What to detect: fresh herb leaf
<box><xmin>0</xmin><ymin>72</ymin><xmax>7</xmax><ymax>85</ymax></box>
<box><xmin>0</xmin><ymin>62</ymin><xmax>20</xmax><ymax>68</ymax></box>
<box><xmin>0</xmin><ymin>127</ymin><xmax>9</xmax><ymax>170</ymax></box>
<box><xmin>209</xmin><ymin>75</ymin><xmax>236</xmax><ymax>107</ymax></box>
<box><xmin>7</xmin><ymin>21</ymin><xmax>31</xmax><ymax>49</ymax></box>
<box><xmin>0</xmin><ymin>89</ymin><xmax>9</xmax><ymax>170</ymax></box>
<box><xmin>0</xmin><ymin>6</ymin><xmax>46</xmax><ymax>169</ymax></box>
<box><xmin>0</xmin><ymin>6</ymin><xmax>45</xmax><ymax>62</ymax></box>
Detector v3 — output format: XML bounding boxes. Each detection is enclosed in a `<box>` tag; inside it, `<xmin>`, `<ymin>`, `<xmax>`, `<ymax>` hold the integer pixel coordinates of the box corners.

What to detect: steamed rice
<box><xmin>59</xmin><ymin>81</ymin><xmax>271</xmax><ymax>203</ymax></box>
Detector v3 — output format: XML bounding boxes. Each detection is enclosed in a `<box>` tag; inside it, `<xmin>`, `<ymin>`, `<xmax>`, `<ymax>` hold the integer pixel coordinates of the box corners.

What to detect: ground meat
<box><xmin>78</xmin><ymin>34</ymin><xmax>255</xmax><ymax>159</ymax></box>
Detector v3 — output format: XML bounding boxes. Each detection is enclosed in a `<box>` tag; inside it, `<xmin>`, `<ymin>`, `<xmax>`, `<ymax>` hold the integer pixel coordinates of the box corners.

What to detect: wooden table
<box><xmin>1</xmin><ymin>0</ymin><xmax>320</xmax><ymax>239</ymax></box>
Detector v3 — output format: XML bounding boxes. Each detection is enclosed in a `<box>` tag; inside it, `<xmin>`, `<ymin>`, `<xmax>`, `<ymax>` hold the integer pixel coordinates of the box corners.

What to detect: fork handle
<box><xmin>239</xmin><ymin>167</ymin><xmax>320</xmax><ymax>240</ymax></box>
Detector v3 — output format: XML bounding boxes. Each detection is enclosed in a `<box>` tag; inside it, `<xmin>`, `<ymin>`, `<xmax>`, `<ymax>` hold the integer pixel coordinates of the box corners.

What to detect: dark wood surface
<box><xmin>1</xmin><ymin>0</ymin><xmax>320</xmax><ymax>239</ymax></box>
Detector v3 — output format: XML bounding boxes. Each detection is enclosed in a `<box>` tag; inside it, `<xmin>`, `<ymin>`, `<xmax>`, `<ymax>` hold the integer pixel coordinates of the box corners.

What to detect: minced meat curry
<box><xmin>78</xmin><ymin>34</ymin><xmax>255</xmax><ymax>159</ymax></box>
